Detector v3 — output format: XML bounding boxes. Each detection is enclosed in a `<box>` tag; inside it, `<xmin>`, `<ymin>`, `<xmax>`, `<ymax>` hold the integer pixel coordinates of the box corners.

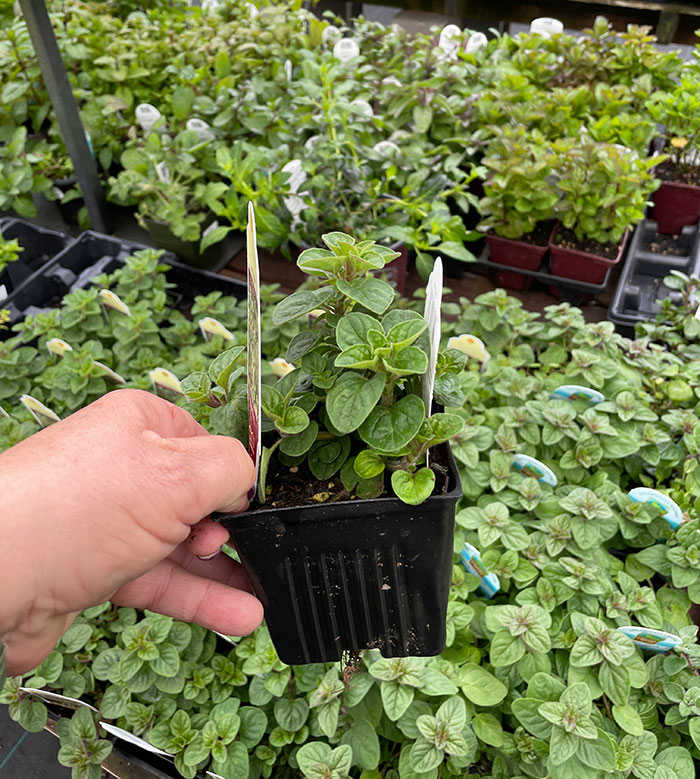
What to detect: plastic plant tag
<box><xmin>98</xmin><ymin>723</ymin><xmax>172</xmax><ymax>757</ymax></box>
<box><xmin>373</xmin><ymin>140</ymin><xmax>400</xmax><ymax>157</ymax></box>
<box><xmin>284</xmin><ymin>59</ymin><xmax>292</xmax><ymax>81</ymax></box>
<box><xmin>447</xmin><ymin>333</ymin><xmax>490</xmax><ymax>367</ymax></box>
<box><xmin>530</xmin><ymin>17</ymin><xmax>563</xmax><ymax>36</ymax></box>
<box><xmin>213</xmin><ymin>630</ymin><xmax>237</xmax><ymax>645</ymax></box>
<box><xmin>247</xmin><ymin>202</ymin><xmax>262</xmax><ymax>499</ymax></box>
<box><xmin>438</xmin><ymin>24</ymin><xmax>462</xmax><ymax>59</ymax></box>
<box><xmin>199</xmin><ymin>316</ymin><xmax>235</xmax><ymax>342</ymax></box>
<box><xmin>351</xmin><ymin>99</ymin><xmax>373</xmax><ymax>117</ymax></box>
<box><xmin>0</xmin><ymin>405</ymin><xmax>8</xmax><ymax>418</ymax></box>
<box><xmin>333</xmin><ymin>37</ymin><xmax>359</xmax><ymax>63</ymax></box>
<box><xmin>628</xmin><ymin>487</ymin><xmax>684</xmax><ymax>529</ymax></box>
<box><xmin>46</xmin><ymin>337</ymin><xmax>73</xmax><ymax>357</ymax></box>
<box><xmin>186</xmin><ymin>118</ymin><xmax>215</xmax><ymax>142</ymax></box>
<box><xmin>512</xmin><ymin>454</ymin><xmax>557</xmax><ymax>487</ymax></box>
<box><xmin>459</xmin><ymin>542</ymin><xmax>500</xmax><ymax>598</ymax></box>
<box><xmin>202</xmin><ymin>0</ymin><xmax>221</xmax><ymax>10</ymax></box>
<box><xmin>422</xmin><ymin>256</ymin><xmax>443</xmax><ymax>416</ymax></box>
<box><xmin>135</xmin><ymin>103</ymin><xmax>161</xmax><ymax>134</ymax></box>
<box><xmin>155</xmin><ymin>161</ymin><xmax>171</xmax><ymax>184</ymax></box>
<box><xmin>322</xmin><ymin>24</ymin><xmax>340</xmax><ymax>45</ymax></box>
<box><xmin>465</xmin><ymin>32</ymin><xmax>487</xmax><ymax>53</ymax></box>
<box><xmin>20</xmin><ymin>394</ymin><xmax>60</xmax><ymax>428</ymax></box>
<box><xmin>202</xmin><ymin>220</ymin><xmax>220</xmax><ymax>240</ymax></box>
<box><xmin>149</xmin><ymin>367</ymin><xmax>184</xmax><ymax>397</ymax></box>
<box><xmin>695</xmin><ymin>302</ymin><xmax>700</xmax><ymax>320</ymax></box>
<box><xmin>270</xmin><ymin>357</ymin><xmax>295</xmax><ymax>377</ymax></box>
<box><xmin>93</xmin><ymin>361</ymin><xmax>126</xmax><ymax>384</ymax></box>
<box><xmin>282</xmin><ymin>159</ymin><xmax>306</xmax><ymax>194</ymax></box>
<box><xmin>0</xmin><ymin>284</ymin><xmax>7</xmax><ymax>303</ymax></box>
<box><xmin>304</xmin><ymin>135</ymin><xmax>321</xmax><ymax>151</ymax></box>
<box><xmin>550</xmin><ymin>384</ymin><xmax>605</xmax><ymax>404</ymax></box>
<box><xmin>382</xmin><ymin>76</ymin><xmax>402</xmax><ymax>87</ymax></box>
<box><xmin>247</xmin><ymin>2</ymin><xmax>258</xmax><ymax>17</ymax></box>
<box><xmin>99</xmin><ymin>288</ymin><xmax>131</xmax><ymax>317</ymax></box>
<box><xmin>617</xmin><ymin>626</ymin><xmax>682</xmax><ymax>653</ymax></box>
<box><xmin>21</xmin><ymin>688</ymin><xmax>97</xmax><ymax>712</ymax></box>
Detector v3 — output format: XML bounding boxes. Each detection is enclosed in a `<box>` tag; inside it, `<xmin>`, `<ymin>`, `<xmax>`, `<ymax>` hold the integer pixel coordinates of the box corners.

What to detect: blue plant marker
<box><xmin>459</xmin><ymin>542</ymin><xmax>500</xmax><ymax>598</ymax></box>
<box><xmin>617</xmin><ymin>626</ymin><xmax>682</xmax><ymax>653</ymax></box>
<box><xmin>512</xmin><ymin>454</ymin><xmax>557</xmax><ymax>487</ymax></box>
<box><xmin>628</xmin><ymin>487</ymin><xmax>684</xmax><ymax>530</ymax></box>
<box><xmin>550</xmin><ymin>384</ymin><xmax>605</xmax><ymax>404</ymax></box>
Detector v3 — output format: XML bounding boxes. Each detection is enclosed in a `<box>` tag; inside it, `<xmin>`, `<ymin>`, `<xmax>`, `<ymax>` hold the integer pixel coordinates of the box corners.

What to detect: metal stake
<box><xmin>18</xmin><ymin>0</ymin><xmax>109</xmax><ymax>233</ymax></box>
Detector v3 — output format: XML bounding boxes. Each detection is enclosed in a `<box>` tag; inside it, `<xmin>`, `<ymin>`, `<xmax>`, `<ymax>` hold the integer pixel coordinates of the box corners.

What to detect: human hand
<box><xmin>0</xmin><ymin>389</ymin><xmax>263</xmax><ymax>675</ymax></box>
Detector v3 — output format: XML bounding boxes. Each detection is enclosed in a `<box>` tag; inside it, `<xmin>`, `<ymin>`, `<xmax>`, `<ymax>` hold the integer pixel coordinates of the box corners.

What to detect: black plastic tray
<box><xmin>477</xmin><ymin>243</ymin><xmax>612</xmax><ymax>297</ymax></box>
<box><xmin>608</xmin><ymin>219</ymin><xmax>700</xmax><ymax>336</ymax></box>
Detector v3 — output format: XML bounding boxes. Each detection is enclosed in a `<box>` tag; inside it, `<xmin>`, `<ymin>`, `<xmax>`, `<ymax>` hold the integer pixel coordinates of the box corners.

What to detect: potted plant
<box><xmin>549</xmin><ymin>137</ymin><xmax>660</xmax><ymax>283</ymax></box>
<box><xmin>647</xmin><ymin>76</ymin><xmax>700</xmax><ymax>235</ymax></box>
<box><xmin>186</xmin><ymin>233</ymin><xmax>465</xmax><ymax>664</ymax></box>
<box><xmin>477</xmin><ymin>127</ymin><xmax>558</xmax><ymax>289</ymax></box>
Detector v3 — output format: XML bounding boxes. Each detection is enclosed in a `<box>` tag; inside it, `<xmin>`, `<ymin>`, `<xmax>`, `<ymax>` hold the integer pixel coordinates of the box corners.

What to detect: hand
<box><xmin>0</xmin><ymin>389</ymin><xmax>263</xmax><ymax>675</ymax></box>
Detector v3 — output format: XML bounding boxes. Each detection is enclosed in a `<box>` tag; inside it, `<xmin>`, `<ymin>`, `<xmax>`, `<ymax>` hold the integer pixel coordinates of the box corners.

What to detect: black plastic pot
<box><xmin>144</xmin><ymin>216</ymin><xmax>244</xmax><ymax>272</ymax></box>
<box><xmin>608</xmin><ymin>218</ymin><xmax>700</xmax><ymax>336</ymax></box>
<box><xmin>216</xmin><ymin>443</ymin><xmax>462</xmax><ymax>664</ymax></box>
<box><xmin>0</xmin><ymin>219</ymin><xmax>69</xmax><ymax>305</ymax></box>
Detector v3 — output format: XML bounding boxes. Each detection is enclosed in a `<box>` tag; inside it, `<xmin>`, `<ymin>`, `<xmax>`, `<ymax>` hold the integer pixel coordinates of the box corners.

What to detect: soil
<box><xmin>552</xmin><ymin>227</ymin><xmax>620</xmax><ymax>260</ymax></box>
<box><xmin>655</xmin><ymin>160</ymin><xmax>700</xmax><ymax>188</ymax></box>
<box><xmin>521</xmin><ymin>221</ymin><xmax>555</xmax><ymax>247</ymax></box>
<box><xmin>641</xmin><ymin>232</ymin><xmax>690</xmax><ymax>257</ymax></box>
<box><xmin>252</xmin><ymin>438</ymin><xmax>452</xmax><ymax>511</ymax></box>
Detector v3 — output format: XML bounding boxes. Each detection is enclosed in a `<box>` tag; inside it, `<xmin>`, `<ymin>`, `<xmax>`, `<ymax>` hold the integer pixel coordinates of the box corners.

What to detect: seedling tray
<box><xmin>608</xmin><ymin>218</ymin><xmax>700</xmax><ymax>336</ymax></box>
<box><xmin>477</xmin><ymin>243</ymin><xmax>611</xmax><ymax>300</ymax></box>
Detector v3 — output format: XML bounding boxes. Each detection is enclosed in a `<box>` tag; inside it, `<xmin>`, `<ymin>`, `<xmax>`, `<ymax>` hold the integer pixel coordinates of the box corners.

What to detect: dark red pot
<box><xmin>486</xmin><ymin>231</ymin><xmax>550</xmax><ymax>271</ymax></box>
<box><xmin>496</xmin><ymin>269</ymin><xmax>533</xmax><ymax>291</ymax></box>
<box><xmin>651</xmin><ymin>180</ymin><xmax>700</xmax><ymax>236</ymax></box>
<box><xmin>549</xmin><ymin>224</ymin><xmax>628</xmax><ymax>284</ymax></box>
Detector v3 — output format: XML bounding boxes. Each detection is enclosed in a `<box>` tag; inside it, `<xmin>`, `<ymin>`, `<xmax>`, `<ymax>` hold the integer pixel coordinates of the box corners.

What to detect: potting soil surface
<box><xmin>641</xmin><ymin>233</ymin><xmax>690</xmax><ymax>256</ymax></box>
<box><xmin>656</xmin><ymin>160</ymin><xmax>700</xmax><ymax>188</ymax></box>
<box><xmin>552</xmin><ymin>227</ymin><xmax>620</xmax><ymax>260</ymax></box>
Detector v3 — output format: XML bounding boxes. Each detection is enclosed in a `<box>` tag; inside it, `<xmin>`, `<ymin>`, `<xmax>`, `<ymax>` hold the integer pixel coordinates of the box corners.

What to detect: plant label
<box><xmin>270</xmin><ymin>357</ymin><xmax>295</xmax><ymax>377</ymax></box>
<box><xmin>333</xmin><ymin>38</ymin><xmax>359</xmax><ymax>63</ymax></box>
<box><xmin>351</xmin><ymin>99</ymin><xmax>373</xmax><ymax>117</ymax></box>
<box><xmin>99</xmin><ymin>289</ymin><xmax>131</xmax><ymax>317</ymax></box>
<box><xmin>695</xmin><ymin>302</ymin><xmax>700</xmax><ymax>320</ymax></box>
<box><xmin>304</xmin><ymin>135</ymin><xmax>321</xmax><ymax>151</ymax></box>
<box><xmin>213</xmin><ymin>630</ymin><xmax>237</xmax><ymax>645</ymax></box>
<box><xmin>46</xmin><ymin>337</ymin><xmax>73</xmax><ymax>357</ymax></box>
<box><xmin>186</xmin><ymin>118</ymin><xmax>215</xmax><ymax>142</ymax></box>
<box><xmin>135</xmin><ymin>103</ymin><xmax>161</xmax><ymax>134</ymax></box>
<box><xmin>155</xmin><ymin>161</ymin><xmax>171</xmax><ymax>184</ymax></box>
<box><xmin>99</xmin><ymin>722</ymin><xmax>173</xmax><ymax>757</ymax></box>
<box><xmin>628</xmin><ymin>487</ymin><xmax>684</xmax><ymax>530</ymax></box>
<box><xmin>460</xmin><ymin>542</ymin><xmax>500</xmax><ymax>598</ymax></box>
<box><xmin>550</xmin><ymin>384</ymin><xmax>605</xmax><ymax>404</ymax></box>
<box><xmin>21</xmin><ymin>687</ymin><xmax>97</xmax><ymax>712</ymax></box>
<box><xmin>199</xmin><ymin>317</ymin><xmax>235</xmax><ymax>342</ymax></box>
<box><xmin>247</xmin><ymin>2</ymin><xmax>258</xmax><ymax>17</ymax></box>
<box><xmin>529</xmin><ymin>17</ymin><xmax>563</xmax><ymax>37</ymax></box>
<box><xmin>284</xmin><ymin>59</ymin><xmax>292</xmax><ymax>81</ymax></box>
<box><xmin>382</xmin><ymin>76</ymin><xmax>402</xmax><ymax>87</ymax></box>
<box><xmin>373</xmin><ymin>140</ymin><xmax>400</xmax><ymax>157</ymax></box>
<box><xmin>0</xmin><ymin>405</ymin><xmax>8</xmax><ymax>418</ymax></box>
<box><xmin>202</xmin><ymin>220</ymin><xmax>220</xmax><ymax>239</ymax></box>
<box><xmin>447</xmin><ymin>333</ymin><xmax>490</xmax><ymax>367</ymax></box>
<box><xmin>93</xmin><ymin>361</ymin><xmax>126</xmax><ymax>384</ymax></box>
<box><xmin>247</xmin><ymin>202</ymin><xmax>262</xmax><ymax>498</ymax></box>
<box><xmin>422</xmin><ymin>256</ymin><xmax>443</xmax><ymax>416</ymax></box>
<box><xmin>20</xmin><ymin>394</ymin><xmax>60</xmax><ymax>428</ymax></box>
<box><xmin>438</xmin><ymin>24</ymin><xmax>462</xmax><ymax>59</ymax></box>
<box><xmin>617</xmin><ymin>626</ymin><xmax>681</xmax><ymax>653</ymax></box>
<box><xmin>465</xmin><ymin>32</ymin><xmax>487</xmax><ymax>53</ymax></box>
<box><xmin>0</xmin><ymin>284</ymin><xmax>6</xmax><ymax>303</ymax></box>
<box><xmin>202</xmin><ymin>0</ymin><xmax>221</xmax><ymax>10</ymax></box>
<box><xmin>282</xmin><ymin>159</ymin><xmax>306</xmax><ymax>194</ymax></box>
<box><xmin>512</xmin><ymin>454</ymin><xmax>557</xmax><ymax>487</ymax></box>
<box><xmin>322</xmin><ymin>24</ymin><xmax>340</xmax><ymax>45</ymax></box>
<box><xmin>149</xmin><ymin>367</ymin><xmax>184</xmax><ymax>397</ymax></box>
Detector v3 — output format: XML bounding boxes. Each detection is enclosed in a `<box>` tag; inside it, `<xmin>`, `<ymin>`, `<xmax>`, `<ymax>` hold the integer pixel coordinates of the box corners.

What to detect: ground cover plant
<box><xmin>2</xmin><ymin>237</ymin><xmax>700</xmax><ymax>777</ymax></box>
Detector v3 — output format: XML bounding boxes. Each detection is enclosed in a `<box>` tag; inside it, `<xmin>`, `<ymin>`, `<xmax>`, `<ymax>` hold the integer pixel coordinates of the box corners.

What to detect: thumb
<box><xmin>142</xmin><ymin>430</ymin><xmax>255</xmax><ymax>517</ymax></box>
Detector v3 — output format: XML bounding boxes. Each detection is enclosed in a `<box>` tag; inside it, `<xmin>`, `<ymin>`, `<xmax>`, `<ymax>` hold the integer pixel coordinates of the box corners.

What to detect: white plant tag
<box><xmin>333</xmin><ymin>38</ymin><xmax>359</xmax><ymax>63</ymax></box>
<box><xmin>438</xmin><ymin>24</ymin><xmax>462</xmax><ymax>59</ymax></box>
<box><xmin>53</xmin><ymin>186</ymin><xmax>64</xmax><ymax>200</ymax></box>
<box><xmin>465</xmin><ymin>32</ymin><xmax>487</xmax><ymax>53</ymax></box>
<box><xmin>202</xmin><ymin>0</ymin><xmax>221</xmax><ymax>10</ymax></box>
<box><xmin>512</xmin><ymin>454</ymin><xmax>558</xmax><ymax>487</ymax></box>
<box><xmin>422</xmin><ymin>256</ymin><xmax>443</xmax><ymax>415</ymax></box>
<box><xmin>98</xmin><ymin>723</ymin><xmax>172</xmax><ymax>757</ymax></box>
<box><xmin>199</xmin><ymin>317</ymin><xmax>235</xmax><ymax>342</ymax></box>
<box><xmin>186</xmin><ymin>118</ymin><xmax>215</xmax><ymax>142</ymax></box>
<box><xmin>135</xmin><ymin>103</ymin><xmax>161</xmax><ymax>134</ymax></box>
<box><xmin>202</xmin><ymin>220</ymin><xmax>220</xmax><ymax>239</ymax></box>
<box><xmin>0</xmin><ymin>284</ymin><xmax>7</xmax><ymax>303</ymax></box>
<box><xmin>284</xmin><ymin>59</ymin><xmax>292</xmax><ymax>81</ymax></box>
<box><xmin>99</xmin><ymin>289</ymin><xmax>131</xmax><ymax>316</ymax></box>
<box><xmin>282</xmin><ymin>159</ymin><xmax>306</xmax><ymax>194</ymax></box>
<box><xmin>149</xmin><ymin>367</ymin><xmax>184</xmax><ymax>397</ymax></box>
<box><xmin>247</xmin><ymin>202</ymin><xmax>262</xmax><ymax>498</ymax></box>
<box><xmin>46</xmin><ymin>337</ymin><xmax>73</xmax><ymax>357</ymax></box>
<box><xmin>0</xmin><ymin>405</ymin><xmax>8</xmax><ymax>418</ymax></box>
<box><xmin>447</xmin><ymin>333</ymin><xmax>490</xmax><ymax>367</ymax></box>
<box><xmin>695</xmin><ymin>303</ymin><xmax>700</xmax><ymax>320</ymax></box>
<box><xmin>155</xmin><ymin>161</ymin><xmax>171</xmax><ymax>184</ymax></box>
<box><xmin>351</xmin><ymin>99</ymin><xmax>373</xmax><ymax>117</ymax></box>
<box><xmin>247</xmin><ymin>2</ymin><xmax>258</xmax><ymax>17</ymax></box>
<box><xmin>213</xmin><ymin>630</ymin><xmax>237</xmax><ymax>645</ymax></box>
<box><xmin>373</xmin><ymin>140</ymin><xmax>400</xmax><ymax>157</ymax></box>
<box><xmin>304</xmin><ymin>134</ymin><xmax>321</xmax><ymax>151</ymax></box>
<box><xmin>270</xmin><ymin>357</ymin><xmax>295</xmax><ymax>377</ymax></box>
<box><xmin>322</xmin><ymin>25</ymin><xmax>340</xmax><ymax>45</ymax></box>
<box><xmin>284</xmin><ymin>195</ymin><xmax>306</xmax><ymax>219</ymax></box>
<box><xmin>530</xmin><ymin>17</ymin><xmax>563</xmax><ymax>37</ymax></box>
<box><xmin>93</xmin><ymin>361</ymin><xmax>126</xmax><ymax>384</ymax></box>
<box><xmin>20</xmin><ymin>394</ymin><xmax>60</xmax><ymax>428</ymax></box>
<box><xmin>21</xmin><ymin>688</ymin><xmax>97</xmax><ymax>712</ymax></box>
<box><xmin>382</xmin><ymin>76</ymin><xmax>402</xmax><ymax>87</ymax></box>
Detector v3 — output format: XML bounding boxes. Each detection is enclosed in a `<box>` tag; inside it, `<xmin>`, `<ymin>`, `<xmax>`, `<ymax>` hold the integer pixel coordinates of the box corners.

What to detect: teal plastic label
<box><xmin>628</xmin><ymin>487</ymin><xmax>684</xmax><ymax>530</ymax></box>
<box><xmin>512</xmin><ymin>454</ymin><xmax>557</xmax><ymax>487</ymax></box>
<box><xmin>550</xmin><ymin>384</ymin><xmax>605</xmax><ymax>404</ymax></box>
<box><xmin>459</xmin><ymin>542</ymin><xmax>500</xmax><ymax>598</ymax></box>
<box><xmin>617</xmin><ymin>626</ymin><xmax>681</xmax><ymax>653</ymax></box>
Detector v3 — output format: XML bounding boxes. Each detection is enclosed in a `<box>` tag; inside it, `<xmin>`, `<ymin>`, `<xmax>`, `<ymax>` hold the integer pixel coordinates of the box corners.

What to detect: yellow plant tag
<box><xmin>149</xmin><ymin>368</ymin><xmax>184</xmax><ymax>397</ymax></box>
<box><xmin>199</xmin><ymin>317</ymin><xmax>234</xmax><ymax>342</ymax></box>
<box><xmin>20</xmin><ymin>394</ymin><xmax>60</xmax><ymax>428</ymax></box>
<box><xmin>99</xmin><ymin>289</ymin><xmax>131</xmax><ymax>316</ymax></box>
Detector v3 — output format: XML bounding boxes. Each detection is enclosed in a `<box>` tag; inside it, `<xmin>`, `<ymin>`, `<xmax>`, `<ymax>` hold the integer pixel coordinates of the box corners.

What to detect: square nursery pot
<box><xmin>144</xmin><ymin>216</ymin><xmax>243</xmax><ymax>272</ymax></box>
<box><xmin>486</xmin><ymin>226</ymin><xmax>552</xmax><ymax>271</ymax></box>
<box><xmin>549</xmin><ymin>224</ymin><xmax>628</xmax><ymax>285</ymax></box>
<box><xmin>652</xmin><ymin>179</ymin><xmax>700</xmax><ymax>236</ymax></box>
<box><xmin>495</xmin><ymin>269</ymin><xmax>533</xmax><ymax>292</ymax></box>
<box><xmin>215</xmin><ymin>443</ymin><xmax>462</xmax><ymax>664</ymax></box>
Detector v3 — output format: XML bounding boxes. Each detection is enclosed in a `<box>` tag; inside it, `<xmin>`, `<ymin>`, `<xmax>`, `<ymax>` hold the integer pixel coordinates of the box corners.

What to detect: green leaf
<box><xmin>308</xmin><ymin>436</ymin><xmax>351</xmax><ymax>480</ymax></box>
<box><xmin>326</xmin><ymin>372</ymin><xmax>386</xmax><ymax>434</ymax></box>
<box><xmin>391</xmin><ymin>468</ymin><xmax>435</xmax><ymax>505</ymax></box>
<box><xmin>472</xmin><ymin>713</ymin><xmax>503</xmax><ymax>747</ymax></box>
<box><xmin>336</xmin><ymin>312</ymin><xmax>382</xmax><ymax>349</ymax></box>
<box><xmin>200</xmin><ymin>225</ymin><xmax>229</xmax><ymax>253</ymax></box>
<box><xmin>274</xmin><ymin>698</ymin><xmax>309</xmax><ymax>732</ymax></box>
<box><xmin>62</xmin><ymin>623</ymin><xmax>92</xmax><ymax>652</ymax></box>
<box><xmin>354</xmin><ymin>449</ymin><xmax>386</xmax><ymax>479</ymax></box>
<box><xmin>576</xmin><ymin>729</ymin><xmax>616</xmax><ymax>770</ymax></box>
<box><xmin>381</xmin><ymin>680</ymin><xmax>414</xmax><ymax>721</ymax></box>
<box><xmin>335</xmin><ymin>345</ymin><xmax>376</xmax><ymax>369</ymax></box>
<box><xmin>688</xmin><ymin>718</ymin><xmax>700</xmax><ymax>751</ymax></box>
<box><xmin>359</xmin><ymin>394</ymin><xmax>425</xmax><ymax>452</ymax></box>
<box><xmin>17</xmin><ymin>698</ymin><xmax>47</xmax><ymax>733</ymax></box>
<box><xmin>171</xmin><ymin>86</ymin><xmax>194</xmax><ymax>119</ymax></box>
<box><xmin>410</xmin><ymin>739</ymin><xmax>443</xmax><ymax>772</ymax></box>
<box><xmin>336</xmin><ymin>277</ymin><xmax>395</xmax><ymax>315</ymax></box>
<box><xmin>341</xmin><ymin>717</ymin><xmax>380</xmax><ymax>770</ymax></box>
<box><xmin>599</xmin><ymin>661</ymin><xmax>630</xmax><ymax>705</ymax></box>
<box><xmin>459</xmin><ymin>664</ymin><xmax>507</xmax><ymax>707</ymax></box>
<box><xmin>280</xmin><ymin>421</ymin><xmax>318</xmax><ymax>456</ymax></box>
<box><xmin>385</xmin><ymin>318</ymin><xmax>428</xmax><ymax>349</ymax></box>
<box><xmin>549</xmin><ymin>725</ymin><xmax>579</xmax><ymax>765</ymax></box>
<box><xmin>613</xmin><ymin>704</ymin><xmax>644</xmax><ymax>735</ymax></box>
<box><xmin>273</xmin><ymin>288</ymin><xmax>333</xmax><ymax>326</ymax></box>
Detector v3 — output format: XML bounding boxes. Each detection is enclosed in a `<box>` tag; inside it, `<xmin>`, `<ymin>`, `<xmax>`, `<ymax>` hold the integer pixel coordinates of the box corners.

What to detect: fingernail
<box><xmin>197</xmin><ymin>550</ymin><xmax>221</xmax><ymax>561</ymax></box>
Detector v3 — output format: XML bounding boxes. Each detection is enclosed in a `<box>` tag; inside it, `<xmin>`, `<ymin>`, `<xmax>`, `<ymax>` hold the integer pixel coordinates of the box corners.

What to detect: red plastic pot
<box><xmin>496</xmin><ymin>269</ymin><xmax>533</xmax><ymax>291</ymax></box>
<box><xmin>486</xmin><ymin>230</ymin><xmax>551</xmax><ymax>271</ymax></box>
<box><xmin>651</xmin><ymin>180</ymin><xmax>700</xmax><ymax>236</ymax></box>
<box><xmin>549</xmin><ymin>224</ymin><xmax>628</xmax><ymax>284</ymax></box>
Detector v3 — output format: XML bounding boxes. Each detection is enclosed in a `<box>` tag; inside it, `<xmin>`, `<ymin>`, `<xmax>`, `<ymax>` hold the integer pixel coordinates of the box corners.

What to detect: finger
<box><xmin>169</xmin><ymin>545</ymin><xmax>255</xmax><ymax>593</ymax></box>
<box><xmin>141</xmin><ymin>431</ymin><xmax>255</xmax><ymax>516</ymax></box>
<box><xmin>185</xmin><ymin>517</ymin><xmax>230</xmax><ymax>558</ymax></box>
<box><xmin>112</xmin><ymin>559</ymin><xmax>264</xmax><ymax>636</ymax></box>
<box><xmin>4</xmin><ymin>612</ymin><xmax>77</xmax><ymax>676</ymax></box>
